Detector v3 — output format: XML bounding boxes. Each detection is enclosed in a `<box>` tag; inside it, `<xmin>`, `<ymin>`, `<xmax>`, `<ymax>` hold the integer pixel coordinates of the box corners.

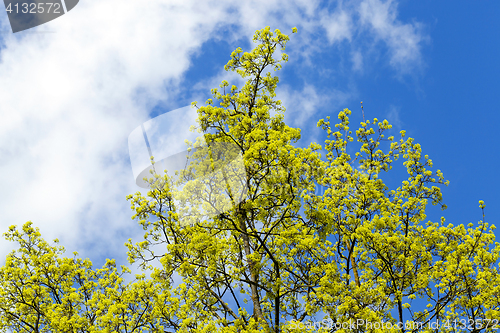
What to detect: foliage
<box><xmin>1</xmin><ymin>26</ymin><xmax>499</xmax><ymax>333</ymax></box>
<box><xmin>0</xmin><ymin>222</ymin><xmax>162</xmax><ymax>332</ymax></box>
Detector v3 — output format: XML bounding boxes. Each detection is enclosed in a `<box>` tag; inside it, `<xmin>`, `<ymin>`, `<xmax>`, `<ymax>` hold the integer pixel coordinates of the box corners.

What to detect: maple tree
<box><xmin>1</xmin><ymin>26</ymin><xmax>499</xmax><ymax>333</ymax></box>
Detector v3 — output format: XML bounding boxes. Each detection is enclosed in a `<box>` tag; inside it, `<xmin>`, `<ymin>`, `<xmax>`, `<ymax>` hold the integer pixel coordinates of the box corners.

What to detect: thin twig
<box><xmin>361</xmin><ymin>101</ymin><xmax>365</xmax><ymax>122</ymax></box>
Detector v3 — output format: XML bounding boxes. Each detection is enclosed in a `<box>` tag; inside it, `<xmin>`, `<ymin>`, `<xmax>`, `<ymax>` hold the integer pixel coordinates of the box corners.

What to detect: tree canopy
<box><xmin>1</xmin><ymin>26</ymin><xmax>499</xmax><ymax>333</ymax></box>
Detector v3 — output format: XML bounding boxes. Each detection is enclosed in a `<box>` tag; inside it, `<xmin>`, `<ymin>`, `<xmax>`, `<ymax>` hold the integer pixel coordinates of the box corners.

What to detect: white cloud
<box><xmin>315</xmin><ymin>0</ymin><xmax>426</xmax><ymax>74</ymax></box>
<box><xmin>0</xmin><ymin>0</ymin><xmax>265</xmax><ymax>264</ymax></box>
<box><xmin>386</xmin><ymin>104</ymin><xmax>403</xmax><ymax>129</ymax></box>
<box><xmin>358</xmin><ymin>0</ymin><xmax>425</xmax><ymax>73</ymax></box>
<box><xmin>0</xmin><ymin>0</ymin><xmax>426</xmax><ymax>268</ymax></box>
<box><xmin>278</xmin><ymin>84</ymin><xmax>324</xmax><ymax>127</ymax></box>
<box><xmin>320</xmin><ymin>8</ymin><xmax>353</xmax><ymax>44</ymax></box>
<box><xmin>351</xmin><ymin>50</ymin><xmax>363</xmax><ymax>72</ymax></box>
<box><xmin>277</xmin><ymin>83</ymin><xmax>353</xmax><ymax>130</ymax></box>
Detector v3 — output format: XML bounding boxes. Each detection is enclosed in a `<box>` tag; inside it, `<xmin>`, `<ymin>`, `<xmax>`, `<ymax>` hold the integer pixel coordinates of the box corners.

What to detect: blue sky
<box><xmin>0</xmin><ymin>0</ymin><xmax>498</xmax><ymax>317</ymax></box>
